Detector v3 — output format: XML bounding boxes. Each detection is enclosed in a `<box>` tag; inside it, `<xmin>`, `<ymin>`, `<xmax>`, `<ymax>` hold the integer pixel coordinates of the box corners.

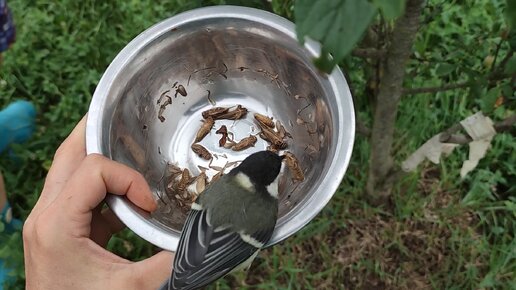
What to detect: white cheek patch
<box><xmin>266</xmin><ymin>175</ymin><xmax>279</xmax><ymax>198</ymax></box>
<box><xmin>235</xmin><ymin>172</ymin><xmax>254</xmax><ymax>192</ymax></box>
<box><xmin>239</xmin><ymin>232</ymin><xmax>264</xmax><ymax>248</ymax></box>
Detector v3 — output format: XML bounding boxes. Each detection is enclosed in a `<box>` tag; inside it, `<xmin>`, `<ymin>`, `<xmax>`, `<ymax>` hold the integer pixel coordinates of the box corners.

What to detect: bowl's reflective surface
<box><xmin>86</xmin><ymin>6</ymin><xmax>354</xmax><ymax>251</ymax></box>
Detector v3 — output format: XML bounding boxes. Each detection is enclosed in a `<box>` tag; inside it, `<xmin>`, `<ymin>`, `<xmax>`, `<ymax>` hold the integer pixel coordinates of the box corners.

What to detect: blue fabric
<box><xmin>0</xmin><ymin>100</ymin><xmax>36</xmax><ymax>154</ymax></box>
<box><xmin>0</xmin><ymin>0</ymin><xmax>15</xmax><ymax>53</ymax></box>
<box><xmin>0</xmin><ymin>259</ymin><xmax>15</xmax><ymax>290</ymax></box>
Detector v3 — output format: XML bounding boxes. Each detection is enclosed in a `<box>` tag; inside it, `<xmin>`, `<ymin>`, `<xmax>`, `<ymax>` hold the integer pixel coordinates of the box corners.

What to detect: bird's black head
<box><xmin>233</xmin><ymin>150</ymin><xmax>284</xmax><ymax>186</ymax></box>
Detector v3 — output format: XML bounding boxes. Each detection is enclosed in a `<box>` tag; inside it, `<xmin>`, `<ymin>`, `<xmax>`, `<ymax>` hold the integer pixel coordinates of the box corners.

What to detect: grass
<box><xmin>1</xmin><ymin>0</ymin><xmax>515</xmax><ymax>289</ymax></box>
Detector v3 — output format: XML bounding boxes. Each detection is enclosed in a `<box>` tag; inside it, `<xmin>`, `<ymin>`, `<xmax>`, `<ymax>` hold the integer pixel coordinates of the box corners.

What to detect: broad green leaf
<box><xmin>295</xmin><ymin>0</ymin><xmax>377</xmax><ymax>73</ymax></box>
<box><xmin>435</xmin><ymin>63</ymin><xmax>455</xmax><ymax>76</ymax></box>
<box><xmin>372</xmin><ymin>0</ymin><xmax>406</xmax><ymax>20</ymax></box>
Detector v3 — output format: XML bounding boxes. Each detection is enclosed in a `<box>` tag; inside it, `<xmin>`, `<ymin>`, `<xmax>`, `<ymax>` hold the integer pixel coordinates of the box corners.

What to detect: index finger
<box><xmin>56</xmin><ymin>154</ymin><xmax>156</xmax><ymax>237</ymax></box>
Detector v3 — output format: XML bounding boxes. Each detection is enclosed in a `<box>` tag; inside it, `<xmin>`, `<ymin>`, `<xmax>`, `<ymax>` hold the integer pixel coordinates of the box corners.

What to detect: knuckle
<box><xmin>22</xmin><ymin>216</ymin><xmax>35</xmax><ymax>242</ymax></box>
<box><xmin>52</xmin><ymin>141</ymin><xmax>70</xmax><ymax>161</ymax></box>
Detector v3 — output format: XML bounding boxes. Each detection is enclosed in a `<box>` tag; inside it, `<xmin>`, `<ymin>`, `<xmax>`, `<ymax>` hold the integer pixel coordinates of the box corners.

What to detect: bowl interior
<box><xmin>100</xmin><ymin>14</ymin><xmax>341</xmax><ymax>239</ymax></box>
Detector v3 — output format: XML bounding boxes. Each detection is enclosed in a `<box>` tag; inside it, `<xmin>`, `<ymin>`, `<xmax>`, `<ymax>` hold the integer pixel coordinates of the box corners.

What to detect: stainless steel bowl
<box><xmin>86</xmin><ymin>6</ymin><xmax>355</xmax><ymax>251</ymax></box>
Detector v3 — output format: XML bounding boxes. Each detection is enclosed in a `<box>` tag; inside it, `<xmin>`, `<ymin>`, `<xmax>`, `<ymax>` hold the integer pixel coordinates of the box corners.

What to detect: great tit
<box><xmin>161</xmin><ymin>150</ymin><xmax>284</xmax><ymax>290</ymax></box>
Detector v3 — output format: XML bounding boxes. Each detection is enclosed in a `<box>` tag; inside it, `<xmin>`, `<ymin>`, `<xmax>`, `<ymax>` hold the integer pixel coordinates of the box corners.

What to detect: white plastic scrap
<box><xmin>459</xmin><ymin>112</ymin><xmax>496</xmax><ymax>178</ymax></box>
<box><xmin>401</xmin><ymin>134</ymin><xmax>458</xmax><ymax>172</ymax></box>
<box><xmin>401</xmin><ymin>112</ymin><xmax>496</xmax><ymax>177</ymax></box>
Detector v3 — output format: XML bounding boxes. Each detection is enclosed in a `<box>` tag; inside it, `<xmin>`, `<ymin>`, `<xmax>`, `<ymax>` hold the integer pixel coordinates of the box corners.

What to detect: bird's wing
<box><xmin>169</xmin><ymin>208</ymin><xmax>273</xmax><ymax>290</ymax></box>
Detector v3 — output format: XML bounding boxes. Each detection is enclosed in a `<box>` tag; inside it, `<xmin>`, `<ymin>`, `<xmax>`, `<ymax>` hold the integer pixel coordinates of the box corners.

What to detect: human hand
<box><xmin>23</xmin><ymin>116</ymin><xmax>173</xmax><ymax>290</ymax></box>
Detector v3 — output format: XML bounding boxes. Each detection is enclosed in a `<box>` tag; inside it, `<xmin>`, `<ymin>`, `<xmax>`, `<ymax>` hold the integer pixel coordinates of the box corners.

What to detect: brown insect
<box><xmin>157</xmin><ymin>90</ymin><xmax>171</xmax><ymax>105</ymax></box>
<box><xmin>194</xmin><ymin>172</ymin><xmax>208</xmax><ymax>194</ymax></box>
<box><xmin>232</xmin><ymin>135</ymin><xmax>258</xmax><ymax>151</ymax></box>
<box><xmin>166</xmin><ymin>163</ymin><xmax>183</xmax><ymax>179</ymax></box>
<box><xmin>191</xmin><ymin>144</ymin><xmax>212</xmax><ymax>160</ymax></box>
<box><xmin>175</xmin><ymin>85</ymin><xmax>187</xmax><ymax>97</ymax></box>
<box><xmin>304</xmin><ymin>144</ymin><xmax>318</xmax><ymax>157</ymax></box>
<box><xmin>276</xmin><ymin>120</ymin><xmax>292</xmax><ymax>139</ymax></box>
<box><xmin>202</xmin><ymin>107</ymin><xmax>230</xmax><ymax>119</ymax></box>
<box><xmin>215</xmin><ymin>125</ymin><xmax>229</xmax><ymax>147</ymax></box>
<box><xmin>254</xmin><ymin>113</ymin><xmax>275</xmax><ymax>128</ymax></box>
<box><xmin>266</xmin><ymin>145</ymin><xmax>279</xmax><ymax>154</ymax></box>
<box><xmin>166</xmin><ymin>177</ymin><xmax>180</xmax><ymax>196</ymax></box>
<box><xmin>215</xmin><ymin>105</ymin><xmax>248</xmax><ymax>120</ymax></box>
<box><xmin>157</xmin><ymin>93</ymin><xmax>172</xmax><ymax>122</ymax></box>
<box><xmin>260</xmin><ymin>126</ymin><xmax>287</xmax><ymax>149</ymax></box>
<box><xmin>158</xmin><ymin>108</ymin><xmax>166</xmax><ymax>122</ymax></box>
<box><xmin>283</xmin><ymin>151</ymin><xmax>304</xmax><ymax>182</ymax></box>
<box><xmin>177</xmin><ymin>168</ymin><xmax>192</xmax><ymax>192</ymax></box>
<box><xmin>195</xmin><ymin>117</ymin><xmax>214</xmax><ymax>142</ymax></box>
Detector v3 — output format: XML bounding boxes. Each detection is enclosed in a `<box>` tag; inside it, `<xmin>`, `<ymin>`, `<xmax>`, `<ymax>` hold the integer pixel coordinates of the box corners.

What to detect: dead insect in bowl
<box><xmin>215</xmin><ymin>105</ymin><xmax>248</xmax><ymax>120</ymax></box>
<box><xmin>176</xmin><ymin>168</ymin><xmax>193</xmax><ymax>192</ymax></box>
<box><xmin>194</xmin><ymin>117</ymin><xmax>214</xmax><ymax>142</ymax></box>
<box><xmin>283</xmin><ymin>151</ymin><xmax>304</xmax><ymax>182</ymax></box>
<box><xmin>191</xmin><ymin>144</ymin><xmax>212</xmax><ymax>160</ymax></box>
<box><xmin>231</xmin><ymin>135</ymin><xmax>257</xmax><ymax>151</ymax></box>
<box><xmin>215</xmin><ymin>125</ymin><xmax>229</xmax><ymax>147</ymax></box>
<box><xmin>254</xmin><ymin>113</ymin><xmax>275</xmax><ymax>128</ymax></box>
<box><xmin>202</xmin><ymin>107</ymin><xmax>230</xmax><ymax>119</ymax></box>
<box><xmin>175</xmin><ymin>84</ymin><xmax>187</xmax><ymax>97</ymax></box>
<box><xmin>259</xmin><ymin>126</ymin><xmax>287</xmax><ymax>149</ymax></box>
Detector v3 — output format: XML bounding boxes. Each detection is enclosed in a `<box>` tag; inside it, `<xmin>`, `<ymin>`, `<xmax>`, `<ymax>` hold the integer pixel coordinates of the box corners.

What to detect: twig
<box><xmin>494</xmin><ymin>114</ymin><xmax>516</xmax><ymax>132</ymax></box>
<box><xmin>403</xmin><ymin>82</ymin><xmax>471</xmax><ymax>95</ymax></box>
<box><xmin>490</xmin><ymin>38</ymin><xmax>504</xmax><ymax>73</ymax></box>
<box><xmin>439</xmin><ymin>133</ymin><xmax>471</xmax><ymax>145</ymax></box>
<box><xmin>402</xmin><ymin>73</ymin><xmax>511</xmax><ymax>95</ymax></box>
<box><xmin>439</xmin><ymin>114</ymin><xmax>516</xmax><ymax>145</ymax></box>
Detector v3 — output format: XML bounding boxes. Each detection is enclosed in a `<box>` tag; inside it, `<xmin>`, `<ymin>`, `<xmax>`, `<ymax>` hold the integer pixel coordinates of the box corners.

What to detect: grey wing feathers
<box><xmin>169</xmin><ymin>208</ymin><xmax>270</xmax><ymax>290</ymax></box>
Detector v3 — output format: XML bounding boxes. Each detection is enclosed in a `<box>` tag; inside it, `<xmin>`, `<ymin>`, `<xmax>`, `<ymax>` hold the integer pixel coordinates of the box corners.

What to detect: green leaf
<box><xmin>505</xmin><ymin>0</ymin><xmax>516</xmax><ymax>29</ymax></box>
<box><xmin>504</xmin><ymin>55</ymin><xmax>516</xmax><ymax>74</ymax></box>
<box><xmin>372</xmin><ymin>0</ymin><xmax>406</xmax><ymax>20</ymax></box>
<box><xmin>508</xmin><ymin>30</ymin><xmax>516</xmax><ymax>50</ymax></box>
<box><xmin>295</xmin><ymin>0</ymin><xmax>377</xmax><ymax>73</ymax></box>
<box><xmin>435</xmin><ymin>63</ymin><xmax>455</xmax><ymax>76</ymax></box>
<box><xmin>480</xmin><ymin>87</ymin><xmax>500</xmax><ymax>112</ymax></box>
<box><xmin>479</xmin><ymin>273</ymin><xmax>496</xmax><ymax>287</ymax></box>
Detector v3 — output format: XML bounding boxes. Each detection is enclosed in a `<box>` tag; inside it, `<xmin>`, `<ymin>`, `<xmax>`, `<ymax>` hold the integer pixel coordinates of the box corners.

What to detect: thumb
<box><xmin>132</xmin><ymin>251</ymin><xmax>175</xmax><ymax>289</ymax></box>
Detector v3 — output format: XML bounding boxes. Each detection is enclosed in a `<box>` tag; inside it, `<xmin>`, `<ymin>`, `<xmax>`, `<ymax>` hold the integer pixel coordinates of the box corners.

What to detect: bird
<box><xmin>161</xmin><ymin>150</ymin><xmax>284</xmax><ymax>290</ymax></box>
